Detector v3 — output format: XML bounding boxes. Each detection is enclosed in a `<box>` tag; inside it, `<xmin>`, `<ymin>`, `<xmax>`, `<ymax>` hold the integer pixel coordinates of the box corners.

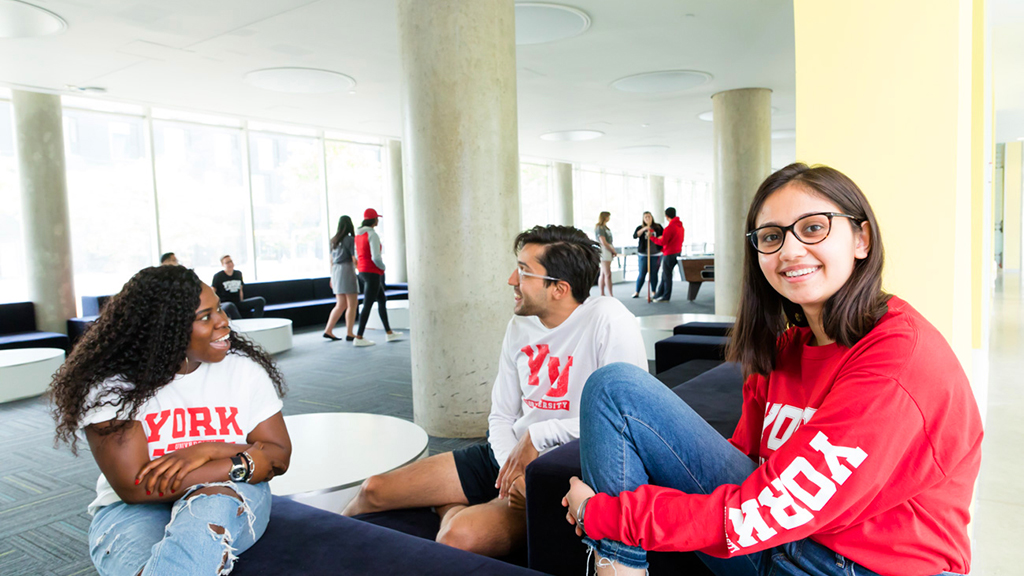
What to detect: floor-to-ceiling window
<box><xmin>153</xmin><ymin>118</ymin><xmax>250</xmax><ymax>284</ymax></box>
<box><xmin>520</xmin><ymin>160</ymin><xmax>552</xmax><ymax>229</ymax></box>
<box><xmin>248</xmin><ymin>129</ymin><xmax>325</xmax><ymax>280</ymax></box>
<box><xmin>62</xmin><ymin>105</ymin><xmax>156</xmax><ymax>297</ymax></box>
<box><xmin>665</xmin><ymin>178</ymin><xmax>714</xmax><ymax>253</ymax></box>
<box><xmin>325</xmin><ymin>138</ymin><xmax>385</xmax><ymax>233</ymax></box>
<box><xmin>0</xmin><ymin>98</ymin><xmax>26</xmax><ymax>303</ymax></box>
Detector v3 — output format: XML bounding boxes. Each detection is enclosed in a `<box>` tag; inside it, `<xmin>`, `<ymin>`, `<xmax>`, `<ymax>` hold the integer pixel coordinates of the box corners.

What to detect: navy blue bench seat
<box><xmin>232</xmin><ymin>496</ymin><xmax>541</xmax><ymax>575</ymax></box>
<box><xmin>0</xmin><ymin>302</ymin><xmax>69</xmax><ymax>352</ymax></box>
<box><xmin>654</xmin><ymin>333</ymin><xmax>730</xmax><ymax>374</ymax></box>
<box><xmin>673</xmin><ymin>321</ymin><xmax>734</xmax><ymax>337</ymax></box>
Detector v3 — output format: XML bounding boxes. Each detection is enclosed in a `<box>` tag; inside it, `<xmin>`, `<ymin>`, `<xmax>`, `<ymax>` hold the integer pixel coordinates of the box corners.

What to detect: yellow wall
<box><xmin>1005</xmin><ymin>142</ymin><xmax>1023</xmax><ymax>270</ymax></box>
<box><xmin>971</xmin><ymin>0</ymin><xmax>986</xmax><ymax>350</ymax></box>
<box><xmin>794</xmin><ymin>0</ymin><xmax>976</xmax><ymax>369</ymax></box>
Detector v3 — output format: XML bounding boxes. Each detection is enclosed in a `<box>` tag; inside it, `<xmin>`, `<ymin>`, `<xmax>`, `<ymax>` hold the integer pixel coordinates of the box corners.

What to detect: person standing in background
<box><xmin>650</xmin><ymin>207</ymin><xmax>684</xmax><ymax>302</ymax></box>
<box><xmin>354</xmin><ymin>208</ymin><xmax>403</xmax><ymax>347</ymax></box>
<box><xmin>159</xmin><ymin>252</ymin><xmax>178</xmax><ymax>266</ymax></box>
<box><xmin>631</xmin><ymin>212</ymin><xmax>663</xmax><ymax>299</ymax></box>
<box><xmin>323</xmin><ymin>215</ymin><xmax>360</xmax><ymax>342</ymax></box>
<box><xmin>212</xmin><ymin>255</ymin><xmax>266</xmax><ymax>319</ymax></box>
<box><xmin>594</xmin><ymin>212</ymin><xmax>617</xmax><ymax>297</ymax></box>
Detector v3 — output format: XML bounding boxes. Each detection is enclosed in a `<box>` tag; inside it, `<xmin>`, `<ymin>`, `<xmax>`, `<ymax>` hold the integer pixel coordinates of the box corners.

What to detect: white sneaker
<box><xmin>386</xmin><ymin>331</ymin><xmax>404</xmax><ymax>342</ymax></box>
<box><xmin>353</xmin><ymin>337</ymin><xmax>376</xmax><ymax>347</ymax></box>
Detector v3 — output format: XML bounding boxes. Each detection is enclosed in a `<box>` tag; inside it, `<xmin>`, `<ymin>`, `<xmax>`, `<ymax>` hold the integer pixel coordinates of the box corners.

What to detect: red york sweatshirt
<box><xmin>583</xmin><ymin>297</ymin><xmax>982</xmax><ymax>576</ymax></box>
<box><xmin>650</xmin><ymin>217</ymin><xmax>684</xmax><ymax>256</ymax></box>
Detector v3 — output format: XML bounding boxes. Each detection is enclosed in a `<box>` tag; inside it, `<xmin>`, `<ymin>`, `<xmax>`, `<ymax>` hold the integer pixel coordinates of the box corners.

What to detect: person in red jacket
<box><xmin>563</xmin><ymin>163</ymin><xmax>982</xmax><ymax>576</ymax></box>
<box><xmin>353</xmin><ymin>208</ymin><xmax>403</xmax><ymax>347</ymax></box>
<box><xmin>649</xmin><ymin>207</ymin><xmax>684</xmax><ymax>302</ymax></box>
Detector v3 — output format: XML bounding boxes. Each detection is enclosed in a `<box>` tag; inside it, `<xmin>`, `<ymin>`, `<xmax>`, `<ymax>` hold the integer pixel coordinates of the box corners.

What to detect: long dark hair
<box><xmin>331</xmin><ymin>215</ymin><xmax>355</xmax><ymax>250</ymax></box>
<box><xmin>725</xmin><ymin>163</ymin><xmax>890</xmax><ymax>378</ymax></box>
<box><xmin>50</xmin><ymin>265</ymin><xmax>286</xmax><ymax>454</ymax></box>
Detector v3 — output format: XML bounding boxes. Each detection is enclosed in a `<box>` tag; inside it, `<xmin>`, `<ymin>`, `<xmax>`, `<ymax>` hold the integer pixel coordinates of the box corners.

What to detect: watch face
<box><xmin>229</xmin><ymin>458</ymin><xmax>247</xmax><ymax>481</ymax></box>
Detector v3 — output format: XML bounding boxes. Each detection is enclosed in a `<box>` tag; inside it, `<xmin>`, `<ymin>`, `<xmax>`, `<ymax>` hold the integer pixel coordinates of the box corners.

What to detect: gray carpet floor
<box><xmin>0</xmin><ymin>279</ymin><xmax>714</xmax><ymax>575</ymax></box>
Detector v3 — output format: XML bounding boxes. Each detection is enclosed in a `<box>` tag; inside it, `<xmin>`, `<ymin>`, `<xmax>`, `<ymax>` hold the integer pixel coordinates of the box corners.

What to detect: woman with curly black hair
<box><xmin>51</xmin><ymin>265</ymin><xmax>291</xmax><ymax>576</ymax></box>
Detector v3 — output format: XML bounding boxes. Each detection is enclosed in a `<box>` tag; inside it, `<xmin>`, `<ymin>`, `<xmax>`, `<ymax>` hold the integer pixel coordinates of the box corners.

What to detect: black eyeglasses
<box><xmin>746</xmin><ymin>212</ymin><xmax>860</xmax><ymax>255</ymax></box>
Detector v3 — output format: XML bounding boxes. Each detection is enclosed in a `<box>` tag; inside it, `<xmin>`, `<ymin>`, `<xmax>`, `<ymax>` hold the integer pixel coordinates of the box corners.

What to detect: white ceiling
<box><xmin>1</xmin><ymin>1</ymin><xmax>1020</xmax><ymax>178</ymax></box>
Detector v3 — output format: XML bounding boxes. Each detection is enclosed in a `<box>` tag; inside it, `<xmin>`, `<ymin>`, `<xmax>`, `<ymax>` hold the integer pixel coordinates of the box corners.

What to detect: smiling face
<box><xmin>221</xmin><ymin>256</ymin><xmax>235</xmax><ymax>275</ymax></box>
<box><xmin>643</xmin><ymin>212</ymin><xmax>653</xmax><ymax>226</ymax></box>
<box><xmin>507</xmin><ymin>243</ymin><xmax>556</xmax><ymax>318</ymax></box>
<box><xmin>185</xmin><ymin>283</ymin><xmax>232</xmax><ymax>367</ymax></box>
<box><xmin>755</xmin><ymin>183</ymin><xmax>870</xmax><ymax>321</ymax></box>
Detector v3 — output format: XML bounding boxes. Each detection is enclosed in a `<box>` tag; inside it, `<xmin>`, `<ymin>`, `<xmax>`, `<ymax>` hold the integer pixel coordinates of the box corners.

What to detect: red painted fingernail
<box><xmin>135</xmin><ymin>479</ymin><xmax>140</xmax><ymax>485</ymax></box>
<box><xmin>159</xmin><ymin>492</ymin><xmax>164</xmax><ymax>497</ymax></box>
<box><xmin>146</xmin><ymin>491</ymin><xmax>151</xmax><ymax>496</ymax></box>
<box><xmin>171</xmin><ymin>489</ymin><xmax>175</xmax><ymax>494</ymax></box>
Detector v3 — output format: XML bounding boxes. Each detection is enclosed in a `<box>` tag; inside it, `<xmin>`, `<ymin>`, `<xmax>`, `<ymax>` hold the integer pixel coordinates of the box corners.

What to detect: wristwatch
<box><xmin>228</xmin><ymin>455</ymin><xmax>248</xmax><ymax>482</ymax></box>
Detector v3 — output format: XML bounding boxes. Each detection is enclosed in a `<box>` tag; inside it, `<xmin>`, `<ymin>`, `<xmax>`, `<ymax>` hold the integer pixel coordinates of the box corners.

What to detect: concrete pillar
<box><xmin>11</xmin><ymin>90</ymin><xmax>76</xmax><ymax>334</ymax></box>
<box><xmin>712</xmin><ymin>88</ymin><xmax>772</xmax><ymax>316</ymax></box>
<box><xmin>647</xmin><ymin>175</ymin><xmax>665</xmax><ymax>223</ymax></box>
<box><xmin>384</xmin><ymin>139</ymin><xmax>408</xmax><ymax>282</ymax></box>
<box><xmin>397</xmin><ymin>0</ymin><xmax>520</xmax><ymax>437</ymax></box>
<box><xmin>552</xmin><ymin>161</ymin><xmax>574</xmax><ymax>227</ymax></box>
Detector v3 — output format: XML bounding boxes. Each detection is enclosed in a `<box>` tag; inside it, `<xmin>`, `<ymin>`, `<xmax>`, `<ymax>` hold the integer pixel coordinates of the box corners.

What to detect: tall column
<box><xmin>11</xmin><ymin>90</ymin><xmax>76</xmax><ymax>334</ymax></box>
<box><xmin>384</xmin><ymin>139</ymin><xmax>408</xmax><ymax>282</ymax></box>
<box><xmin>397</xmin><ymin>0</ymin><xmax>520</xmax><ymax>437</ymax></box>
<box><xmin>794</xmin><ymin>0</ymin><xmax>984</xmax><ymax>372</ymax></box>
<box><xmin>552</xmin><ymin>161</ymin><xmax>574</xmax><ymax>227</ymax></box>
<box><xmin>712</xmin><ymin>88</ymin><xmax>772</xmax><ymax>316</ymax></box>
<box><xmin>647</xmin><ymin>175</ymin><xmax>665</xmax><ymax>221</ymax></box>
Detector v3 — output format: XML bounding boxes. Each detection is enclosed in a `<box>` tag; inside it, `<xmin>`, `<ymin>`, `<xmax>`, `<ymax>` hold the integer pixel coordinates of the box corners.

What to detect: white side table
<box><xmin>230</xmin><ymin>318</ymin><xmax>293</xmax><ymax>354</ymax></box>
<box><xmin>363</xmin><ymin>300</ymin><xmax>410</xmax><ymax>331</ymax></box>
<box><xmin>0</xmin><ymin>347</ymin><xmax>65</xmax><ymax>403</ymax></box>
<box><xmin>270</xmin><ymin>412</ymin><xmax>429</xmax><ymax>513</ymax></box>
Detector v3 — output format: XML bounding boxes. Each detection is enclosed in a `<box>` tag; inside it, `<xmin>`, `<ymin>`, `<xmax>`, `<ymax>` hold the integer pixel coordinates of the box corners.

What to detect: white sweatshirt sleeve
<box><xmin>369</xmin><ymin>230</ymin><xmax>386</xmax><ymax>271</ymax></box>
<box><xmin>487</xmin><ymin>328</ymin><xmax>522</xmax><ymax>468</ymax></box>
<box><xmin>528</xmin><ymin>418</ymin><xmax>579</xmax><ymax>453</ymax></box>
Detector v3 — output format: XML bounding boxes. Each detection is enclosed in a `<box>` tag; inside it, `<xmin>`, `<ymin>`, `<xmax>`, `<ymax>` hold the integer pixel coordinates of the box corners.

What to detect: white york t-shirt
<box><xmin>79</xmin><ymin>354</ymin><xmax>283</xmax><ymax>515</ymax></box>
<box><xmin>488</xmin><ymin>296</ymin><xmax>648</xmax><ymax>467</ymax></box>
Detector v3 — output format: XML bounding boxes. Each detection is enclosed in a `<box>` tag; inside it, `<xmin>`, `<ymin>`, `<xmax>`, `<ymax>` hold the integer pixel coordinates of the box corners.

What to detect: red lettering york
<box><xmin>520</xmin><ymin>345</ymin><xmax>550</xmax><ymax>387</ymax></box>
<box><xmin>188</xmin><ymin>407</ymin><xmax>216</xmax><ymax>436</ymax></box>
<box><xmin>545</xmin><ymin>356</ymin><xmax>573</xmax><ymax>398</ymax></box>
<box><xmin>216</xmin><ymin>406</ymin><xmax>242</xmax><ymax>435</ymax></box>
<box><xmin>171</xmin><ymin>408</ymin><xmax>187</xmax><ymax>439</ymax></box>
<box><xmin>144</xmin><ymin>410</ymin><xmax>170</xmax><ymax>442</ymax></box>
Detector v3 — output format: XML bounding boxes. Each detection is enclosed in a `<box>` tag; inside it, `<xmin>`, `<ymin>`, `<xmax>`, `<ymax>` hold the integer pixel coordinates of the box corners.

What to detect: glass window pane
<box><xmin>248</xmin><ymin>132</ymin><xmax>326</xmax><ymax>281</ymax></box>
<box><xmin>574</xmin><ymin>168</ymin><xmax>604</xmax><ymax>233</ymax></box>
<box><xmin>63</xmin><ymin>108</ymin><xmax>156</xmax><ymax>299</ymax></box>
<box><xmin>0</xmin><ymin>100</ymin><xmax>26</xmax><ymax>303</ymax></box>
<box><xmin>520</xmin><ymin>162</ymin><xmax>551</xmax><ymax>229</ymax></box>
<box><xmin>154</xmin><ymin>120</ymin><xmax>249</xmax><ymax>284</ymax></box>
<box><xmin>325</xmin><ymin>140</ymin><xmax>384</xmax><ymax>232</ymax></box>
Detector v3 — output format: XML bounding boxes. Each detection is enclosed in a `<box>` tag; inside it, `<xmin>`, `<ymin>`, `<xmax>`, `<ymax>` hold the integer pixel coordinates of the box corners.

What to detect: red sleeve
<box><xmin>649</xmin><ymin>234</ymin><xmax>665</xmax><ymax>247</ymax></box>
<box><xmin>584</xmin><ymin>368</ymin><xmax>934</xmax><ymax>557</ymax></box>
<box><xmin>727</xmin><ymin>373</ymin><xmax>765</xmax><ymax>459</ymax></box>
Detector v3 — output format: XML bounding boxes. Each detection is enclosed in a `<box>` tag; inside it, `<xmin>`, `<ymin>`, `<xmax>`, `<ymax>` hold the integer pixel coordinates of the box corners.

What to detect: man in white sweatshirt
<box><xmin>342</xmin><ymin>225</ymin><xmax>648</xmax><ymax>558</ymax></box>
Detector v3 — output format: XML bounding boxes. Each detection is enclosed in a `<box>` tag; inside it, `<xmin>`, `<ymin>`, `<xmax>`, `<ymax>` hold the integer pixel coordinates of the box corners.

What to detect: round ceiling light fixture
<box><xmin>611</xmin><ymin>70</ymin><xmax>712</xmax><ymax>93</ymax></box>
<box><xmin>540</xmin><ymin>130</ymin><xmax>604</xmax><ymax>142</ymax></box>
<box><xmin>515</xmin><ymin>3</ymin><xmax>590</xmax><ymax>45</ymax></box>
<box><xmin>244</xmin><ymin>68</ymin><xmax>356</xmax><ymax>94</ymax></box>
<box><xmin>0</xmin><ymin>0</ymin><xmax>67</xmax><ymax>38</ymax></box>
<box><xmin>619</xmin><ymin>145</ymin><xmax>670</xmax><ymax>155</ymax></box>
<box><xmin>771</xmin><ymin>129</ymin><xmax>796</xmax><ymax>140</ymax></box>
<box><xmin>698</xmin><ymin>107</ymin><xmax>780</xmax><ymax>122</ymax></box>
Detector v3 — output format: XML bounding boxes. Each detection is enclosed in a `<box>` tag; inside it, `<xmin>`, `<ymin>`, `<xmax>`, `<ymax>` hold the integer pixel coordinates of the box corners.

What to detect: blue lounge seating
<box><xmin>0</xmin><ymin>302</ymin><xmax>69</xmax><ymax>352</ymax></box>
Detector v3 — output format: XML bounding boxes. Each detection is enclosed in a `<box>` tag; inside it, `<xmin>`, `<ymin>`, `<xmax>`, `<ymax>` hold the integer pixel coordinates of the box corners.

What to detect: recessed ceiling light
<box><xmin>515</xmin><ymin>3</ymin><xmax>590</xmax><ymax>45</ymax></box>
<box><xmin>619</xmin><ymin>145</ymin><xmax>670</xmax><ymax>155</ymax></box>
<box><xmin>244</xmin><ymin>68</ymin><xmax>356</xmax><ymax>94</ymax></box>
<box><xmin>64</xmin><ymin>85</ymin><xmax>107</xmax><ymax>94</ymax></box>
<box><xmin>540</xmin><ymin>130</ymin><xmax>603</xmax><ymax>142</ymax></box>
<box><xmin>612</xmin><ymin>70</ymin><xmax>712</xmax><ymax>93</ymax></box>
<box><xmin>698</xmin><ymin>107</ymin><xmax>780</xmax><ymax>122</ymax></box>
<box><xmin>771</xmin><ymin>129</ymin><xmax>796</xmax><ymax>140</ymax></box>
<box><xmin>0</xmin><ymin>0</ymin><xmax>66</xmax><ymax>38</ymax></box>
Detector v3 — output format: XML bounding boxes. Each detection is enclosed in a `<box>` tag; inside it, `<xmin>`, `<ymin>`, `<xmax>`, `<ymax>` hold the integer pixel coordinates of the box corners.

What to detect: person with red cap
<box><xmin>354</xmin><ymin>208</ymin><xmax>402</xmax><ymax>346</ymax></box>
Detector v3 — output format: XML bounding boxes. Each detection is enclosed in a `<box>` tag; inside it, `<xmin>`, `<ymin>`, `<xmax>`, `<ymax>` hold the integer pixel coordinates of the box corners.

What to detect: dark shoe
<box><xmin>323</xmin><ymin>333</ymin><xmax>342</xmax><ymax>341</ymax></box>
<box><xmin>346</xmin><ymin>335</ymin><xmax>356</xmax><ymax>341</ymax></box>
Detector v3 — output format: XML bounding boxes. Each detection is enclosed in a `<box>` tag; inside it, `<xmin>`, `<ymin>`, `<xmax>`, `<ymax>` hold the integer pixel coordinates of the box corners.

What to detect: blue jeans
<box><xmin>89</xmin><ymin>481</ymin><xmax>272</xmax><ymax>576</ymax></box>
<box><xmin>579</xmin><ymin>363</ymin><xmax>888</xmax><ymax>576</ymax></box>
<box><xmin>653</xmin><ymin>254</ymin><xmax>678</xmax><ymax>300</ymax></box>
<box><xmin>635</xmin><ymin>254</ymin><xmax>661</xmax><ymax>294</ymax></box>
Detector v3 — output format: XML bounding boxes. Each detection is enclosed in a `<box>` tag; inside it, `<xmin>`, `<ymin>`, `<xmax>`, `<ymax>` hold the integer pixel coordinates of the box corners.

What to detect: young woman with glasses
<box><xmin>563</xmin><ymin>163</ymin><xmax>982</xmax><ymax>576</ymax></box>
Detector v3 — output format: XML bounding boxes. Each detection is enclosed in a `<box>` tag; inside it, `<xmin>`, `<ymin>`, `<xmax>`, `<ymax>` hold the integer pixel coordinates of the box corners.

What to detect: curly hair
<box><xmin>50</xmin><ymin>265</ymin><xmax>286</xmax><ymax>454</ymax></box>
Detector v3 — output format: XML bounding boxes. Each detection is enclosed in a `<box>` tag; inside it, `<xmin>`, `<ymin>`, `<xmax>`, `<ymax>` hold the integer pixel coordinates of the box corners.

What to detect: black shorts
<box><xmin>452</xmin><ymin>442</ymin><xmax>501</xmax><ymax>505</ymax></box>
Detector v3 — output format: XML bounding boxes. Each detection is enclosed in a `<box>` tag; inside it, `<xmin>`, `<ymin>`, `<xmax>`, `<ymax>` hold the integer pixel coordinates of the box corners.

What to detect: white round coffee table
<box><xmin>270</xmin><ymin>412</ymin><xmax>429</xmax><ymax>512</ymax></box>
<box><xmin>231</xmin><ymin>317</ymin><xmax>293</xmax><ymax>354</ymax></box>
<box><xmin>0</xmin><ymin>347</ymin><xmax>65</xmax><ymax>403</ymax></box>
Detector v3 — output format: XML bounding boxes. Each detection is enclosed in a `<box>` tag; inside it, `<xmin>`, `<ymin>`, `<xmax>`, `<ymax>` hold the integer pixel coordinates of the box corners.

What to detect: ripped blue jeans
<box><xmin>89</xmin><ymin>481</ymin><xmax>272</xmax><ymax>576</ymax></box>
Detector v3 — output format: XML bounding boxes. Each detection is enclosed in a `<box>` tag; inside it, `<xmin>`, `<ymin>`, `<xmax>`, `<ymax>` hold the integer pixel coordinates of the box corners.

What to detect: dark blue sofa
<box><xmin>0</xmin><ymin>302</ymin><xmax>69</xmax><ymax>352</ymax></box>
<box><xmin>523</xmin><ymin>361</ymin><xmax>744</xmax><ymax>575</ymax></box>
<box><xmin>231</xmin><ymin>496</ymin><xmax>542</xmax><ymax>575</ymax></box>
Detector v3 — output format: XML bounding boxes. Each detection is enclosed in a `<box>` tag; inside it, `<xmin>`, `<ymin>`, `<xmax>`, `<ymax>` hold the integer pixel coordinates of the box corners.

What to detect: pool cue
<box><xmin>646</xmin><ymin>232</ymin><xmax>652</xmax><ymax>303</ymax></box>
